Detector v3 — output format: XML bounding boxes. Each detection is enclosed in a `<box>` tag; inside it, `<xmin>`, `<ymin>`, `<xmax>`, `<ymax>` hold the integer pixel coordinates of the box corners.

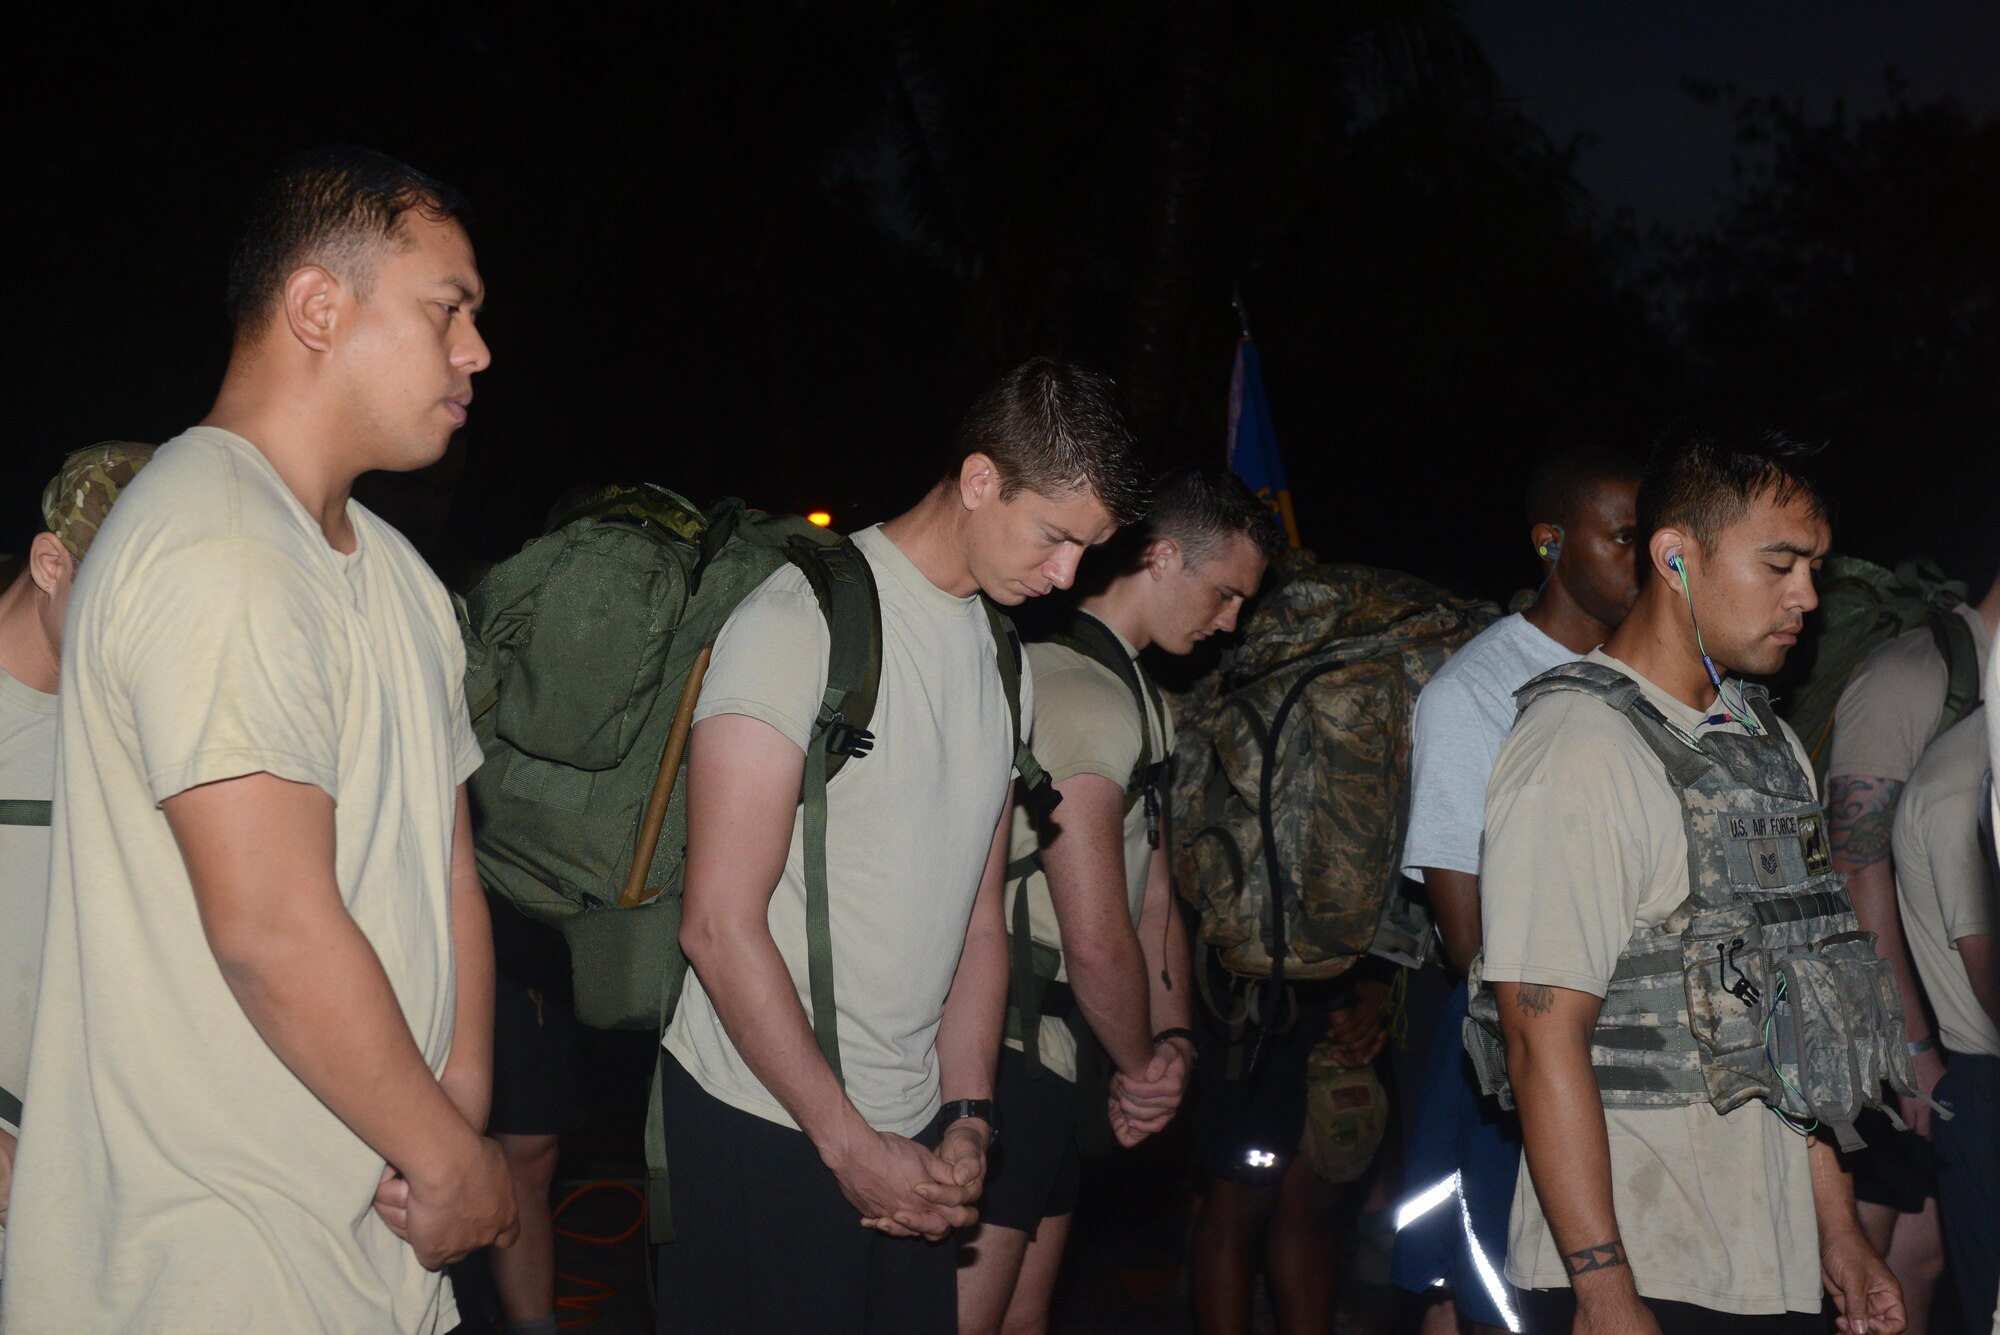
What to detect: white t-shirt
<box><xmin>1481</xmin><ymin>649</ymin><xmax>1822</xmax><ymax>1315</ymax></box>
<box><xmin>1</xmin><ymin>427</ymin><xmax>482</xmax><ymax>1335</ymax></box>
<box><xmin>1003</xmin><ymin>621</ymin><xmax>1173</xmax><ymax>1082</ymax></box>
<box><xmin>665</xmin><ymin>524</ymin><xmax>1031</xmax><ymax>1137</ymax></box>
<box><xmin>0</xmin><ymin>664</ymin><xmax>56</xmax><ymax>1141</ymax></box>
<box><xmin>1894</xmin><ymin>707</ymin><xmax>1999</xmax><ymax>1059</ymax></box>
<box><xmin>1401</xmin><ymin>612</ymin><xmax>1577</xmax><ymax>880</ymax></box>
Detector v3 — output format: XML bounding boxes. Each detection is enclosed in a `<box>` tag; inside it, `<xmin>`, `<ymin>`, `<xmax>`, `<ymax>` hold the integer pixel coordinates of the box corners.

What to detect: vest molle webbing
<box><xmin>1464</xmin><ymin>661</ymin><xmax>1933</xmax><ymax>1152</ymax></box>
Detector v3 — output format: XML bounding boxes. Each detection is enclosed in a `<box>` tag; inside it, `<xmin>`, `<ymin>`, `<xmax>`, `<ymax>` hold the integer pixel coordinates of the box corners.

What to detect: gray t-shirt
<box><xmin>0</xmin><ymin>664</ymin><xmax>57</xmax><ymax>1139</ymax></box>
<box><xmin>1894</xmin><ymin>707</ymin><xmax>1998</xmax><ymax>1058</ymax></box>
<box><xmin>665</xmin><ymin>525</ymin><xmax>1031</xmax><ymax>1137</ymax></box>
<box><xmin>1401</xmin><ymin>612</ymin><xmax>1577</xmax><ymax>880</ymax></box>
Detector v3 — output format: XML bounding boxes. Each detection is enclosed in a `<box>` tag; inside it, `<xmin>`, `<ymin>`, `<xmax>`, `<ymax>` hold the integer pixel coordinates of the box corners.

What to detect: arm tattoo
<box><xmin>1562</xmin><ymin>1240</ymin><xmax>1629</xmax><ymax>1277</ymax></box>
<box><xmin>1826</xmin><ymin>776</ymin><xmax>1904</xmax><ymax>870</ymax></box>
<box><xmin>1515</xmin><ymin>983</ymin><xmax>1555</xmax><ymax>1016</ymax></box>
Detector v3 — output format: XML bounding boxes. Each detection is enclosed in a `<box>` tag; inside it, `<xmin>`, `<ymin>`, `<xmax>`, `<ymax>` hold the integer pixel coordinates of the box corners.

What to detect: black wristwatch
<box><xmin>940</xmin><ymin>1098</ymin><xmax>998</xmax><ymax>1144</ymax></box>
<box><xmin>1154</xmin><ymin>1027</ymin><xmax>1199</xmax><ymax>1058</ymax></box>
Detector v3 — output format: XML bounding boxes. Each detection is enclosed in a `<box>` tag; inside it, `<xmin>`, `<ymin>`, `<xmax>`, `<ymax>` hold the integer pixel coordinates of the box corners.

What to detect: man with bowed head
<box><xmin>1477</xmin><ymin>426</ymin><xmax>1906</xmax><ymax>1334</ymax></box>
<box><xmin>3</xmin><ymin>147</ymin><xmax>514</xmax><ymax>1334</ymax></box>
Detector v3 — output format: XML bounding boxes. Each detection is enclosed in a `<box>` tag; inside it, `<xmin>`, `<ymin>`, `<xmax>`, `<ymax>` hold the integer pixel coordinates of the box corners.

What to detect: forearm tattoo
<box><xmin>1562</xmin><ymin>1240</ymin><xmax>1629</xmax><ymax>1277</ymax></box>
<box><xmin>1515</xmin><ymin>983</ymin><xmax>1555</xmax><ymax>1016</ymax></box>
<box><xmin>1826</xmin><ymin>776</ymin><xmax>1904</xmax><ymax>870</ymax></box>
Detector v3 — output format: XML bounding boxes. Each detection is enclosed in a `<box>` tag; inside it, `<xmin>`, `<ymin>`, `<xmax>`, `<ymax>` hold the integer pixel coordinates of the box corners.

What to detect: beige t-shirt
<box><xmin>1827</xmin><ymin>603</ymin><xmax>1990</xmax><ymax>785</ymax></box>
<box><xmin>1003</xmin><ymin>622</ymin><xmax>1173</xmax><ymax>1082</ymax></box>
<box><xmin>0</xmin><ymin>428</ymin><xmax>481</xmax><ymax>1335</ymax></box>
<box><xmin>0</xmin><ymin>665</ymin><xmax>57</xmax><ymax>1141</ymax></box>
<box><xmin>1894</xmin><ymin>707</ymin><xmax>1999</xmax><ymax>1058</ymax></box>
<box><xmin>665</xmin><ymin>524</ymin><xmax>1031</xmax><ymax>1137</ymax></box>
<box><xmin>1482</xmin><ymin>649</ymin><xmax>1822</xmax><ymax>1315</ymax></box>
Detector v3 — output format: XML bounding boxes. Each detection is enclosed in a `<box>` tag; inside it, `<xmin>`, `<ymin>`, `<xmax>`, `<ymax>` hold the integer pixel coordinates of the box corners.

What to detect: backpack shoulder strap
<box><xmin>1930</xmin><ymin>609</ymin><xmax>1982</xmax><ymax>739</ymax></box>
<box><xmin>1047</xmin><ymin>610</ymin><xmax>1156</xmax><ymax>807</ymax></box>
<box><xmin>779</xmin><ymin>536</ymin><xmax>885</xmax><ymax>1086</ymax></box>
<box><xmin>983</xmin><ymin>600</ymin><xmax>1062</xmax><ymax>820</ymax></box>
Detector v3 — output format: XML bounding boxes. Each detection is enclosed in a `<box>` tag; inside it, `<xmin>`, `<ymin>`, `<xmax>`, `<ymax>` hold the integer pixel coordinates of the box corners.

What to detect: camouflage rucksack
<box><xmin>1781</xmin><ymin>554</ymin><xmax>1980</xmax><ymax>789</ymax></box>
<box><xmin>1172</xmin><ymin>552</ymin><xmax>1496</xmax><ymax>1008</ymax></box>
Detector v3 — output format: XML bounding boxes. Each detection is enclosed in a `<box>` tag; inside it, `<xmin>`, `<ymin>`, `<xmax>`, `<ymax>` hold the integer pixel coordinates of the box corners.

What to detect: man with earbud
<box><xmin>1392</xmin><ymin>445</ymin><xmax>1641</xmax><ymax>1335</ymax></box>
<box><xmin>1468</xmin><ymin>425</ymin><xmax>1906</xmax><ymax>1334</ymax></box>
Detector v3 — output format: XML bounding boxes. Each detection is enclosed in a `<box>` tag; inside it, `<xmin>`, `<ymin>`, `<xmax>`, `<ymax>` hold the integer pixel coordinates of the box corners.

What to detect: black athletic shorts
<box><xmin>654</xmin><ymin>1054</ymin><xmax>957</xmax><ymax>1335</ymax></box>
<box><xmin>486</xmin><ymin>899</ymin><xmax>586</xmax><ymax>1138</ymax></box>
<box><xmin>979</xmin><ymin>1046</ymin><xmax>1082</xmax><ymax>1233</ymax></box>
<box><xmin>1189</xmin><ymin>959</ymin><xmax>1347</xmax><ymax>1187</ymax></box>
<box><xmin>1846</xmin><ymin>1106</ymin><xmax>1937</xmax><ymax>1213</ymax></box>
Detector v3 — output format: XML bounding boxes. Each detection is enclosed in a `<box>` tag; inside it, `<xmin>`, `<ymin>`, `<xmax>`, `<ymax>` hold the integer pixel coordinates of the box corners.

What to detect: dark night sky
<box><xmin>9</xmin><ymin>6</ymin><xmax>1997</xmax><ymax>602</ymax></box>
<box><xmin>1468</xmin><ymin>0</ymin><xmax>2000</xmax><ymax>233</ymax></box>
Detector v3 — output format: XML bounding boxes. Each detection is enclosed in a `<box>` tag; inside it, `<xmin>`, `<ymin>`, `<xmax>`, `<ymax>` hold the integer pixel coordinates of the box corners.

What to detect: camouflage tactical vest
<box><xmin>1464</xmin><ymin>662</ymin><xmax>1923</xmax><ymax>1152</ymax></box>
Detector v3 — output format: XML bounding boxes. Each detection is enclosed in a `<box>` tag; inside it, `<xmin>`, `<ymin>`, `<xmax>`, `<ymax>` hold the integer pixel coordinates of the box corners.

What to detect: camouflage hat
<box><xmin>41</xmin><ymin>442</ymin><xmax>156</xmax><ymax>562</ymax></box>
<box><xmin>1300</xmin><ymin>1043</ymin><xmax>1388</xmax><ymax>1184</ymax></box>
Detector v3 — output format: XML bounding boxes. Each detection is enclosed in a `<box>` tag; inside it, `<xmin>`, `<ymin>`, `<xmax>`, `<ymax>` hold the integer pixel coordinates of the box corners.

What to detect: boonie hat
<box><xmin>41</xmin><ymin>441</ymin><xmax>156</xmax><ymax>561</ymax></box>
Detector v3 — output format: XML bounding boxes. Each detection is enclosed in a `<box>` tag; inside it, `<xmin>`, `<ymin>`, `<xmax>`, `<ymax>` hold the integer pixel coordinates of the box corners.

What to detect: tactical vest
<box><xmin>1465</xmin><ymin>661</ymin><xmax>1923</xmax><ymax>1152</ymax></box>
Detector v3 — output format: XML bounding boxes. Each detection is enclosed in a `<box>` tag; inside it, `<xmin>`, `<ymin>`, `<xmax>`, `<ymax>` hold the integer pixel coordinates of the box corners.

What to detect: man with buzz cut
<box><xmin>658</xmin><ymin>357</ymin><xmax>1150</xmax><ymax>1335</ymax></box>
<box><xmin>0</xmin><ymin>441</ymin><xmax>154</xmax><ymax>1281</ymax></box>
<box><xmin>1392</xmin><ymin>443</ymin><xmax>1641</xmax><ymax>1335</ymax></box>
<box><xmin>957</xmin><ymin>466</ymin><xmax>1279</xmax><ymax>1335</ymax></box>
<box><xmin>3</xmin><ymin>147</ymin><xmax>515</xmax><ymax>1334</ymax></box>
<box><xmin>1471</xmin><ymin>425</ymin><xmax>1906</xmax><ymax>1334</ymax></box>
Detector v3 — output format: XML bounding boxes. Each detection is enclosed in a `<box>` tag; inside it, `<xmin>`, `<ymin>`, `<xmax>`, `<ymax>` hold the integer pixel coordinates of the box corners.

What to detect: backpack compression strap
<box><xmin>784</xmin><ymin>538</ymin><xmax>884</xmax><ymax>1086</ymax></box>
<box><xmin>0</xmin><ymin>800</ymin><xmax>52</xmax><ymax>826</ymax></box>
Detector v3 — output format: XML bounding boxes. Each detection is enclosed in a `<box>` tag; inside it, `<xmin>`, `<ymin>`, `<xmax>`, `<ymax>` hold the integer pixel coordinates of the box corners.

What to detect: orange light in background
<box><xmin>807</xmin><ymin>511</ymin><xmax>833</xmax><ymax>527</ymax></box>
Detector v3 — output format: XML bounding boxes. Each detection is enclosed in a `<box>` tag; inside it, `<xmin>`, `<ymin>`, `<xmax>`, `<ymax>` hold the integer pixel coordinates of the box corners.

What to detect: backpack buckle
<box><xmin>821</xmin><ymin>714</ymin><xmax>875</xmax><ymax>760</ymax></box>
<box><xmin>1021</xmin><ymin>773</ymin><xmax>1063</xmax><ymax>819</ymax></box>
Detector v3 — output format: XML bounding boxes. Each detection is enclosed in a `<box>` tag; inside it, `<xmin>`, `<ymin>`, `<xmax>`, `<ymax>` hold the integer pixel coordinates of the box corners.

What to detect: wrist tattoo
<box><xmin>1562</xmin><ymin>1240</ymin><xmax>1628</xmax><ymax>1277</ymax></box>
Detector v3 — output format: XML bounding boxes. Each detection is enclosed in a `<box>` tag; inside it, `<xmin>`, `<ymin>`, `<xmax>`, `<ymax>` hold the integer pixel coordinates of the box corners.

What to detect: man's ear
<box><xmin>27</xmin><ymin>530</ymin><xmax>76</xmax><ymax>598</ymax></box>
<box><xmin>1649</xmin><ymin>527</ymin><xmax>1691</xmax><ymax>584</ymax></box>
<box><xmin>957</xmin><ymin>452</ymin><xmax>1001</xmax><ymax>512</ymax></box>
<box><xmin>1145</xmin><ymin>536</ymin><xmax>1182</xmax><ymax>578</ymax></box>
<box><xmin>280</xmin><ymin>264</ymin><xmax>341</xmax><ymax>353</ymax></box>
<box><xmin>1530</xmin><ymin>522</ymin><xmax>1562</xmax><ymax>565</ymax></box>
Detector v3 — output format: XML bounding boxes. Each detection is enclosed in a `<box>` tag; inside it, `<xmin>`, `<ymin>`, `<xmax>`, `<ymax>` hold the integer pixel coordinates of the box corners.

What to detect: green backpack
<box><xmin>462</xmin><ymin>483</ymin><xmax>1048</xmax><ymax>1050</ymax></box>
<box><xmin>1779</xmin><ymin>555</ymin><xmax>1980</xmax><ymax>790</ymax></box>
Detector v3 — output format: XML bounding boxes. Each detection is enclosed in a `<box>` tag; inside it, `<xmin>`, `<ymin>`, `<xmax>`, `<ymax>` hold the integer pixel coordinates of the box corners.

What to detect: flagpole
<box><xmin>1231</xmin><ymin>282</ymin><xmax>1253</xmax><ymax>340</ymax></box>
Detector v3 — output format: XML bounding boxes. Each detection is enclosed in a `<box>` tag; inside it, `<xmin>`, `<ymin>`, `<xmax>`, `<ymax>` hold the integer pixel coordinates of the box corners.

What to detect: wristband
<box><xmin>940</xmin><ymin>1098</ymin><xmax>997</xmax><ymax>1145</ymax></box>
<box><xmin>1154</xmin><ymin>1027</ymin><xmax>1198</xmax><ymax>1056</ymax></box>
<box><xmin>1907</xmin><ymin>1035</ymin><xmax>1938</xmax><ymax>1057</ymax></box>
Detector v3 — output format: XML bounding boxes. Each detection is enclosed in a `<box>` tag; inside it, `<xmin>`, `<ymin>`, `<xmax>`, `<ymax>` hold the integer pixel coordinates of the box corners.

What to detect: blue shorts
<box><xmin>1389</xmin><ymin>980</ymin><xmax>1522</xmax><ymax>1330</ymax></box>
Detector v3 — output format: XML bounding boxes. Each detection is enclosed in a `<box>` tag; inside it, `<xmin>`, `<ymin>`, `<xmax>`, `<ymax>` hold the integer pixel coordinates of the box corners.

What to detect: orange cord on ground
<box><xmin>551</xmin><ymin>1180</ymin><xmax>647</xmax><ymax>1328</ymax></box>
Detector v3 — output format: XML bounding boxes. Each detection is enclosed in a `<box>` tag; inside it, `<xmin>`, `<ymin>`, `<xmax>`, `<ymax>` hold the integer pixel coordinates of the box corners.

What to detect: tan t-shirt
<box><xmin>0</xmin><ymin>428</ymin><xmax>481</xmax><ymax>1335</ymax></box>
<box><xmin>0</xmin><ymin>665</ymin><xmax>57</xmax><ymax>1141</ymax></box>
<box><xmin>1482</xmin><ymin>649</ymin><xmax>1822</xmax><ymax>1315</ymax></box>
<box><xmin>1894</xmin><ymin>707</ymin><xmax>1999</xmax><ymax>1058</ymax></box>
<box><xmin>1827</xmin><ymin>603</ymin><xmax>1990</xmax><ymax>785</ymax></box>
<box><xmin>665</xmin><ymin>525</ymin><xmax>1030</xmax><ymax>1137</ymax></box>
<box><xmin>1003</xmin><ymin>622</ymin><xmax>1173</xmax><ymax>1082</ymax></box>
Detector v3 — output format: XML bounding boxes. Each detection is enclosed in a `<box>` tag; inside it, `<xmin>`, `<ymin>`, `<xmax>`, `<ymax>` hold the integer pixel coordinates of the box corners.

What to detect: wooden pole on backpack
<box><xmin>620</xmin><ymin>645</ymin><xmax>713</xmax><ymax>908</ymax></box>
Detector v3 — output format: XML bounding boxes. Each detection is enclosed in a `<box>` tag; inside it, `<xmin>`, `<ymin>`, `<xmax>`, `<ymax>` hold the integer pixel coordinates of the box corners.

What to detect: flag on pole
<box><xmin>1226</xmin><ymin>333</ymin><xmax>1301</xmax><ymax>548</ymax></box>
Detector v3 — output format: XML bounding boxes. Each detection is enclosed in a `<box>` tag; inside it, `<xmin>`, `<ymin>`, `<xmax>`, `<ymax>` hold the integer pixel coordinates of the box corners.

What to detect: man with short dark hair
<box><xmin>1391</xmin><ymin>445</ymin><xmax>1641</xmax><ymax>1334</ymax></box>
<box><xmin>2</xmin><ymin>147</ymin><xmax>514</xmax><ymax>1333</ymax></box>
<box><xmin>0</xmin><ymin>442</ymin><xmax>154</xmax><ymax>1280</ymax></box>
<box><xmin>958</xmin><ymin>467</ymin><xmax>1277</xmax><ymax>1335</ymax></box>
<box><xmin>1823</xmin><ymin>564</ymin><xmax>1996</xmax><ymax>1334</ymax></box>
<box><xmin>1474</xmin><ymin>426</ymin><xmax>1906</xmax><ymax>1333</ymax></box>
<box><xmin>657</xmin><ymin>358</ymin><xmax>1147</xmax><ymax>1334</ymax></box>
